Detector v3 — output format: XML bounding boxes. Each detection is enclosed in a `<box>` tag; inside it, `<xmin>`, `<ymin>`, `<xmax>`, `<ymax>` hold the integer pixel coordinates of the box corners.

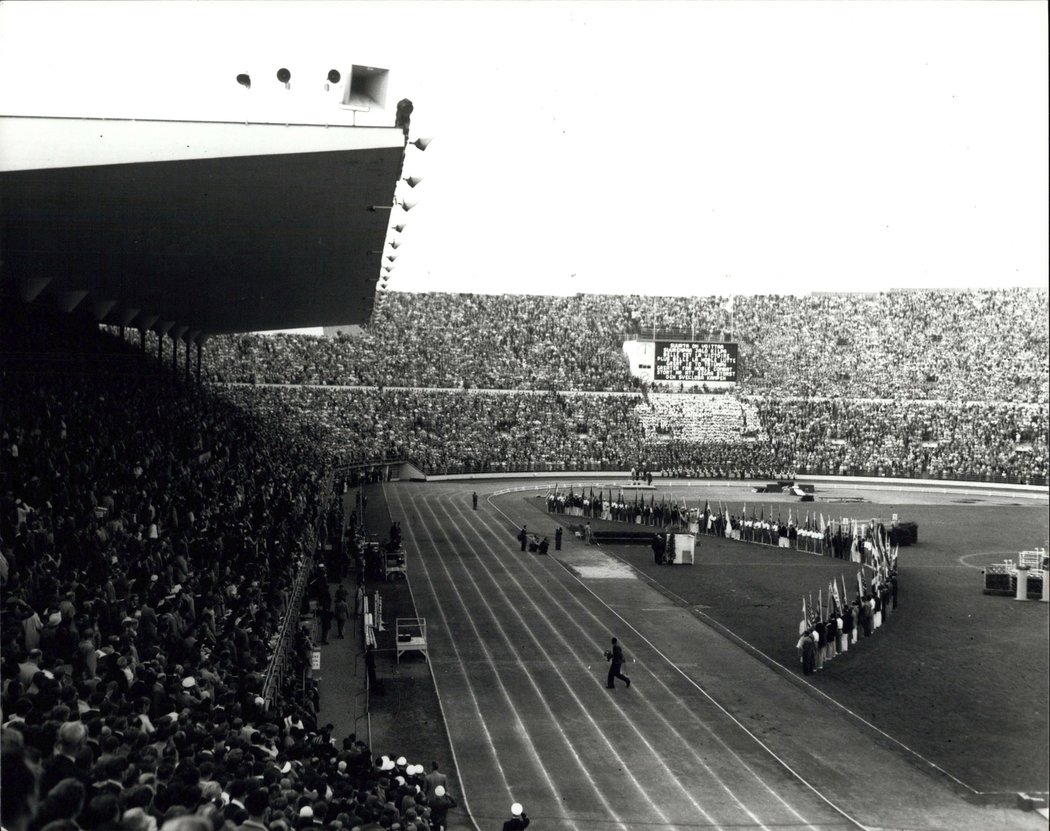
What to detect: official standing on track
<box><xmin>472</xmin><ymin>491</ymin><xmax>478</xmax><ymax>510</ymax></box>
<box><xmin>605</xmin><ymin>637</ymin><xmax>631</xmax><ymax>689</ymax></box>
<box><xmin>502</xmin><ymin>802</ymin><xmax>530</xmax><ymax>830</ymax></box>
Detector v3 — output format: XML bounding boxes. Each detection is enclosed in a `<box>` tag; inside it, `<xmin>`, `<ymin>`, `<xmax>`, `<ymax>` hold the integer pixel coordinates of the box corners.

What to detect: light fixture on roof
<box><xmin>385</xmin><ymin>255</ymin><xmax>398</xmax><ymax>263</ymax></box>
<box><xmin>324</xmin><ymin>69</ymin><xmax>341</xmax><ymax>91</ymax></box>
<box><xmin>410</xmin><ymin>137</ymin><xmax>433</xmax><ymax>151</ymax></box>
<box><xmin>389</xmin><ymin>240</ymin><xmax>401</xmax><ymax>250</ymax></box>
<box><xmin>276</xmin><ymin>67</ymin><xmax>291</xmax><ymax>89</ymax></box>
<box><xmin>236</xmin><ymin>73</ymin><xmax>252</xmax><ymax>89</ymax></box>
<box><xmin>394</xmin><ymin>224</ymin><xmax>406</xmax><ymax>233</ymax></box>
<box><xmin>368</xmin><ymin>200</ymin><xmax>417</xmax><ymax>212</ymax></box>
<box><xmin>402</xmin><ymin>176</ymin><xmax>424</xmax><ymax>188</ymax></box>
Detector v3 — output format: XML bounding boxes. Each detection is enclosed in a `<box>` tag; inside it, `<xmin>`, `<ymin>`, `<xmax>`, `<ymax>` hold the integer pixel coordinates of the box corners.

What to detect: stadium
<box><xmin>2</xmin><ymin>5</ymin><xmax>1048</xmax><ymax>831</ymax></box>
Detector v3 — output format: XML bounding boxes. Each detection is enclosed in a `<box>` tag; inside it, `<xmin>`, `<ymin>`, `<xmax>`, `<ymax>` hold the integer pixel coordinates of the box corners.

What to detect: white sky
<box><xmin>1</xmin><ymin>0</ymin><xmax>1047</xmax><ymax>307</ymax></box>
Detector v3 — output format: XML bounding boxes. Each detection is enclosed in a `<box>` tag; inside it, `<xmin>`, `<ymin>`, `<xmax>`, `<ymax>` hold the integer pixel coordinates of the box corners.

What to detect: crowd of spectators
<box><xmin>753</xmin><ymin>398</ymin><xmax>1048</xmax><ymax>481</ymax></box>
<box><xmin>203</xmin><ymin>288</ymin><xmax>1049</xmax><ymax>403</ymax></box>
<box><xmin>214</xmin><ymin>386</ymin><xmax>1048</xmax><ymax>484</ymax></box>
<box><xmin>636</xmin><ymin>394</ymin><xmax>764</xmax><ymax>443</ymax></box>
<box><xmin>1</xmin><ymin>317</ymin><xmax>459</xmax><ymax>831</ymax></box>
<box><xmin>219</xmin><ymin>387</ymin><xmax>643</xmax><ymax>475</ymax></box>
<box><xmin>195</xmin><ymin>287</ymin><xmax>1047</xmax><ymax>484</ymax></box>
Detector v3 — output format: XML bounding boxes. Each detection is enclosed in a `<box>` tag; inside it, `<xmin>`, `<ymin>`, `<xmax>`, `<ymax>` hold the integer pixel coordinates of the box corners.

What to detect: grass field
<box><xmin>543</xmin><ymin>495</ymin><xmax>1049</xmax><ymax>795</ymax></box>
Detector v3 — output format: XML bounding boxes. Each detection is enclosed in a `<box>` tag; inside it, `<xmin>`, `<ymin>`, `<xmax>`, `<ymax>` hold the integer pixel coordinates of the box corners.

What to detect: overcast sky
<box><xmin>1</xmin><ymin>0</ymin><xmax>1047</xmax><ymax>305</ymax></box>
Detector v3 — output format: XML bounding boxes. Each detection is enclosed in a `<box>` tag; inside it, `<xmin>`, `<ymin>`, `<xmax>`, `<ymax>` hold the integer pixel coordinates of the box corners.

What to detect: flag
<box><xmin>857</xmin><ymin>570</ymin><xmax>864</xmax><ymax>598</ymax></box>
<box><xmin>842</xmin><ymin>574</ymin><xmax>849</xmax><ymax>606</ymax></box>
<box><xmin>818</xmin><ymin>588</ymin><xmax>823</xmax><ymax>618</ymax></box>
<box><xmin>800</xmin><ymin>597</ymin><xmax>808</xmax><ymax>635</ymax></box>
<box><xmin>703</xmin><ymin>499</ymin><xmax>711</xmax><ymax>517</ymax></box>
<box><xmin>819</xmin><ymin>513</ymin><xmax>826</xmax><ymax>534</ymax></box>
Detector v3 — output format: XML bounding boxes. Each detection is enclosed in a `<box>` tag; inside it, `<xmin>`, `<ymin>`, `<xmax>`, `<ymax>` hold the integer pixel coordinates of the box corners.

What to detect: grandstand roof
<box><xmin>0</xmin><ymin>116</ymin><xmax>405</xmax><ymax>336</ymax></box>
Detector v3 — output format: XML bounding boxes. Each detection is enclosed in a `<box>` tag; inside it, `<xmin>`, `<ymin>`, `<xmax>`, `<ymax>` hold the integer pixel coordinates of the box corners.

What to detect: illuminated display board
<box><xmin>653</xmin><ymin>341</ymin><xmax>738</xmax><ymax>383</ymax></box>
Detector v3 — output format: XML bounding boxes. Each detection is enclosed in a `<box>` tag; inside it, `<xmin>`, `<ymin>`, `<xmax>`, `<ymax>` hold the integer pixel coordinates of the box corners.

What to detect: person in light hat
<box><xmin>295</xmin><ymin>805</ymin><xmax>316</xmax><ymax>831</ymax></box>
<box><xmin>426</xmin><ymin>785</ymin><xmax>456</xmax><ymax>831</ymax></box>
<box><xmin>501</xmin><ymin>802</ymin><xmax>529</xmax><ymax>830</ymax></box>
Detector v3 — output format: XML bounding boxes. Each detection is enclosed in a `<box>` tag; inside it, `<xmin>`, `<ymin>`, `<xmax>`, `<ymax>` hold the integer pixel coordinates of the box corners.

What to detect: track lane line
<box><xmin>415</xmin><ymin>489</ymin><xmax>722</xmax><ymax>830</ymax></box>
<box><xmin>462</xmin><ymin>490</ymin><xmax>834</xmax><ymax>831</ymax></box>
<box><xmin>485</xmin><ymin>484</ymin><xmax>871</xmax><ymax>831</ymax></box>
<box><xmin>390</xmin><ymin>485</ymin><xmax>619</xmax><ymax>830</ymax></box>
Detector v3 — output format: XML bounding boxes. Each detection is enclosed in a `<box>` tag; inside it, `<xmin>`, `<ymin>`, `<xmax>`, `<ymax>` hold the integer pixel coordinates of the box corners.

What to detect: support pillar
<box><xmin>1015</xmin><ymin>565</ymin><xmax>1030</xmax><ymax>601</ymax></box>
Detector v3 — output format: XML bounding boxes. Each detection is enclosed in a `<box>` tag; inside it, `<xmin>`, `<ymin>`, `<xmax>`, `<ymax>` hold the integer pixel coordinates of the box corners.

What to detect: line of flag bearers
<box><xmin>796</xmin><ymin>524</ymin><xmax>899</xmax><ymax>675</ymax></box>
<box><xmin>545</xmin><ymin>484</ymin><xmax>899</xmax><ymax>564</ymax></box>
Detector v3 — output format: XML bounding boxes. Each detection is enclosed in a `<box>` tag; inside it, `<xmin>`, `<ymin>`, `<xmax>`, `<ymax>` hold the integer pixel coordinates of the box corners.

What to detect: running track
<box><xmin>384</xmin><ymin>480</ymin><xmax>1046</xmax><ymax>831</ymax></box>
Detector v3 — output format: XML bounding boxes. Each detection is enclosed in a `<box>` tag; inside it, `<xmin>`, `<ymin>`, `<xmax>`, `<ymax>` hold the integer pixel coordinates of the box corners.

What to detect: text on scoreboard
<box><xmin>653</xmin><ymin>341</ymin><xmax>738</xmax><ymax>383</ymax></box>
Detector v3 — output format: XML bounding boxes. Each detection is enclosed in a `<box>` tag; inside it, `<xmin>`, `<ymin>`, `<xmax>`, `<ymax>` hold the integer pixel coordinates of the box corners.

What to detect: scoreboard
<box><xmin>653</xmin><ymin>341</ymin><xmax>738</xmax><ymax>384</ymax></box>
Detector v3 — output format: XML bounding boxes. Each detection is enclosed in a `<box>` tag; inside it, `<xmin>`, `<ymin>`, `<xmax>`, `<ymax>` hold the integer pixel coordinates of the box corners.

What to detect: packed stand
<box><xmin>752</xmin><ymin>398</ymin><xmax>1048</xmax><ymax>482</ymax></box>
<box><xmin>203</xmin><ymin>288</ymin><xmax>1048</xmax><ymax>403</ymax></box>
<box><xmin>634</xmin><ymin>394</ymin><xmax>764</xmax><ymax>443</ymax></box>
<box><xmin>221</xmin><ymin>386</ymin><xmax>645</xmax><ymax>474</ymax></box>
<box><xmin>0</xmin><ymin>325</ymin><xmax>460</xmax><ymax>831</ymax></box>
<box><xmin>215</xmin><ymin>383</ymin><xmax>1047</xmax><ymax>483</ymax></box>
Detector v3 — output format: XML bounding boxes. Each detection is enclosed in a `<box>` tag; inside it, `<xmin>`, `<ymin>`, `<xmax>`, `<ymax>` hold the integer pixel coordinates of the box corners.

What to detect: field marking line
<box><xmin>957</xmin><ymin>551</ymin><xmax>1027</xmax><ymax>571</ymax></box>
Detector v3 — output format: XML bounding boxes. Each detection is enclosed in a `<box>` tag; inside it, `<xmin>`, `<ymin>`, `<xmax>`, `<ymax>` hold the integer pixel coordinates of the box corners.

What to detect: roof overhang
<box><xmin>1</xmin><ymin>116</ymin><xmax>406</xmax><ymax>335</ymax></box>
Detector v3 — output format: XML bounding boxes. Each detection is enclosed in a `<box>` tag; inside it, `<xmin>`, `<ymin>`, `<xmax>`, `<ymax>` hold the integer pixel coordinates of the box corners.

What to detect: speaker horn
<box><xmin>342</xmin><ymin>65</ymin><xmax>389</xmax><ymax>111</ymax></box>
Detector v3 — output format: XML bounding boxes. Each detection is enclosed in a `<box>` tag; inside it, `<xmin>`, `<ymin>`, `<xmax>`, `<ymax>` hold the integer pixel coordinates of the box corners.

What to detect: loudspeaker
<box><xmin>342</xmin><ymin>65</ymin><xmax>390</xmax><ymax>111</ymax></box>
